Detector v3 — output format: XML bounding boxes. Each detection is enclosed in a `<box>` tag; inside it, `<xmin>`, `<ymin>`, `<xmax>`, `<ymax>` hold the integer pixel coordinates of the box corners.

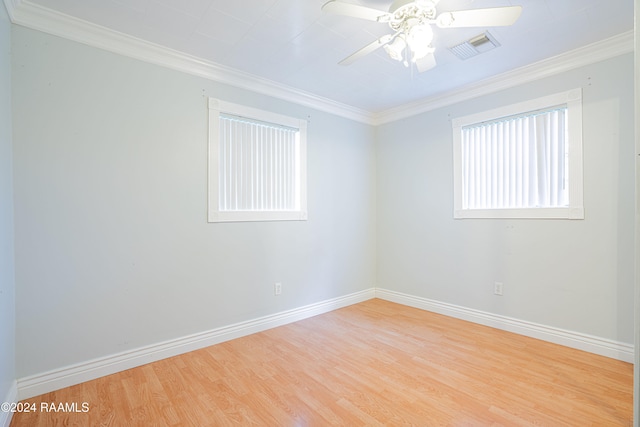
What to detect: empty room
<box><xmin>1</xmin><ymin>0</ymin><xmax>638</xmax><ymax>425</ymax></box>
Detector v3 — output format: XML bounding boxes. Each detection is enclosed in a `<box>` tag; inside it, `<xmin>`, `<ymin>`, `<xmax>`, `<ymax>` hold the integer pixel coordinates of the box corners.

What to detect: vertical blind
<box><xmin>219</xmin><ymin>114</ymin><xmax>300</xmax><ymax>212</ymax></box>
<box><xmin>461</xmin><ymin>107</ymin><xmax>568</xmax><ymax>210</ymax></box>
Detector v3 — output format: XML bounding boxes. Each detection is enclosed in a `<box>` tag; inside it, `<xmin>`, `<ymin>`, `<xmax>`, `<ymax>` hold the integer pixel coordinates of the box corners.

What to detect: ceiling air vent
<box><xmin>448</xmin><ymin>32</ymin><xmax>501</xmax><ymax>60</ymax></box>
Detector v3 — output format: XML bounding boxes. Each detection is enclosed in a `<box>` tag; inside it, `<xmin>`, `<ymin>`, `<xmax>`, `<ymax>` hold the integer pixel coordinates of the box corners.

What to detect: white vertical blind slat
<box><xmin>219</xmin><ymin>115</ymin><xmax>299</xmax><ymax>212</ymax></box>
<box><xmin>461</xmin><ymin>108</ymin><xmax>567</xmax><ymax>210</ymax></box>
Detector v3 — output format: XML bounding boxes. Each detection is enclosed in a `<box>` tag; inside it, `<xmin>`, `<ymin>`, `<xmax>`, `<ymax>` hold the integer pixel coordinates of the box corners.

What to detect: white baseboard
<box><xmin>375</xmin><ymin>288</ymin><xmax>635</xmax><ymax>363</ymax></box>
<box><xmin>17</xmin><ymin>288</ymin><xmax>376</xmax><ymax>400</ymax></box>
<box><xmin>17</xmin><ymin>287</ymin><xmax>634</xmax><ymax>400</ymax></box>
<box><xmin>0</xmin><ymin>381</ymin><xmax>17</xmax><ymax>427</ymax></box>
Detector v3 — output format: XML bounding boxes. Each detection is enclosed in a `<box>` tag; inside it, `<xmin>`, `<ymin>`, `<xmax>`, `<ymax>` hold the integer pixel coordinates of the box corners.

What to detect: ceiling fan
<box><xmin>322</xmin><ymin>0</ymin><xmax>522</xmax><ymax>72</ymax></box>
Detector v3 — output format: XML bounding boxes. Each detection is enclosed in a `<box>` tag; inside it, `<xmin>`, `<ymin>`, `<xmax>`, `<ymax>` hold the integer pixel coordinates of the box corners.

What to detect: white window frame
<box><xmin>208</xmin><ymin>98</ymin><xmax>308</xmax><ymax>223</ymax></box>
<box><xmin>452</xmin><ymin>89</ymin><xmax>584</xmax><ymax>219</ymax></box>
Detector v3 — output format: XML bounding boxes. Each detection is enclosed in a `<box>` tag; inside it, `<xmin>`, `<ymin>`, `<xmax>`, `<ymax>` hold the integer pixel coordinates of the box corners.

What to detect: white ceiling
<box><xmin>6</xmin><ymin>0</ymin><xmax>635</xmax><ymax>116</ymax></box>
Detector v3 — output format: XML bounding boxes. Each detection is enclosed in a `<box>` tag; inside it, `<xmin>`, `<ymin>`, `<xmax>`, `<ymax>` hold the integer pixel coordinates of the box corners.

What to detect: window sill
<box><xmin>454</xmin><ymin>207</ymin><xmax>584</xmax><ymax>220</ymax></box>
<box><xmin>208</xmin><ymin>210</ymin><xmax>308</xmax><ymax>223</ymax></box>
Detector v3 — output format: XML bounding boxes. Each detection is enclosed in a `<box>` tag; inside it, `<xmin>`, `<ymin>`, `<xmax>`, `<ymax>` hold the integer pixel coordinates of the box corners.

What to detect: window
<box><xmin>452</xmin><ymin>89</ymin><xmax>584</xmax><ymax>219</ymax></box>
<box><xmin>208</xmin><ymin>98</ymin><xmax>307</xmax><ymax>222</ymax></box>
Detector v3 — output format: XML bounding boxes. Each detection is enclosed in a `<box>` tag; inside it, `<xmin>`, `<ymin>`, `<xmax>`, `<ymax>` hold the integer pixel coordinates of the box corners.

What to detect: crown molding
<box><xmin>6</xmin><ymin>0</ymin><xmax>375</xmax><ymax>124</ymax></box>
<box><xmin>2</xmin><ymin>0</ymin><xmax>19</xmax><ymax>20</ymax></box>
<box><xmin>372</xmin><ymin>30</ymin><xmax>635</xmax><ymax>125</ymax></box>
<box><xmin>5</xmin><ymin>0</ymin><xmax>634</xmax><ymax>127</ymax></box>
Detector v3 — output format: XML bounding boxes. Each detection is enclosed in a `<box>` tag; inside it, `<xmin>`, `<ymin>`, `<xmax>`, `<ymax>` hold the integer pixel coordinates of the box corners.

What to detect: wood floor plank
<box><xmin>10</xmin><ymin>299</ymin><xmax>633</xmax><ymax>426</ymax></box>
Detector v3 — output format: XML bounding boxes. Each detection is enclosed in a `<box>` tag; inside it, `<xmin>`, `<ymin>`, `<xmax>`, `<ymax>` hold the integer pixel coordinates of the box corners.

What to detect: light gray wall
<box><xmin>10</xmin><ymin>19</ymin><xmax>635</xmax><ymax>384</ymax></box>
<box><xmin>377</xmin><ymin>53</ymin><xmax>635</xmax><ymax>345</ymax></box>
<box><xmin>0</xmin><ymin>1</ymin><xmax>16</xmax><ymax>405</ymax></box>
<box><xmin>11</xmin><ymin>26</ymin><xmax>377</xmax><ymax>377</ymax></box>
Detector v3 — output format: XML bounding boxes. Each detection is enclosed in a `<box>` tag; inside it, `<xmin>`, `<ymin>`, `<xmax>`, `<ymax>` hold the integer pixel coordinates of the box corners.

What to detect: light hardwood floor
<box><xmin>10</xmin><ymin>299</ymin><xmax>633</xmax><ymax>426</ymax></box>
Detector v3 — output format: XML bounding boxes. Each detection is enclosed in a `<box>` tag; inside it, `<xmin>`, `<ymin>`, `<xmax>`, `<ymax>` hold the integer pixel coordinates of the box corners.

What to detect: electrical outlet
<box><xmin>274</xmin><ymin>282</ymin><xmax>282</xmax><ymax>296</ymax></box>
<box><xmin>494</xmin><ymin>282</ymin><xmax>503</xmax><ymax>296</ymax></box>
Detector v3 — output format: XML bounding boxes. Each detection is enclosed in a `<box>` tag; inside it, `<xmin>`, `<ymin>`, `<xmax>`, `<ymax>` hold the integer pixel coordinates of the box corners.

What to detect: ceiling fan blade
<box><xmin>415</xmin><ymin>52</ymin><xmax>437</xmax><ymax>73</ymax></box>
<box><xmin>322</xmin><ymin>0</ymin><xmax>389</xmax><ymax>22</ymax></box>
<box><xmin>436</xmin><ymin>6</ymin><xmax>522</xmax><ymax>28</ymax></box>
<box><xmin>339</xmin><ymin>34</ymin><xmax>393</xmax><ymax>66</ymax></box>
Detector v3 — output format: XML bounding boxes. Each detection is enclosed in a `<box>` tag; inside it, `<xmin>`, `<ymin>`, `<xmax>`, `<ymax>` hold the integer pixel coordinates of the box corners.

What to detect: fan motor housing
<box><xmin>388</xmin><ymin>0</ymin><xmax>437</xmax><ymax>28</ymax></box>
<box><xmin>389</xmin><ymin>0</ymin><xmax>436</xmax><ymax>13</ymax></box>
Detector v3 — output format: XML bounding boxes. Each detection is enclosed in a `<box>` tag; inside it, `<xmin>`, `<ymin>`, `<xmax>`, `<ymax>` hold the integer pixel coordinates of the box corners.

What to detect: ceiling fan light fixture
<box><xmin>384</xmin><ymin>35</ymin><xmax>407</xmax><ymax>61</ymax></box>
<box><xmin>412</xmin><ymin>45</ymin><xmax>435</xmax><ymax>63</ymax></box>
<box><xmin>322</xmin><ymin>0</ymin><xmax>522</xmax><ymax>72</ymax></box>
<box><xmin>406</xmin><ymin>24</ymin><xmax>433</xmax><ymax>60</ymax></box>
